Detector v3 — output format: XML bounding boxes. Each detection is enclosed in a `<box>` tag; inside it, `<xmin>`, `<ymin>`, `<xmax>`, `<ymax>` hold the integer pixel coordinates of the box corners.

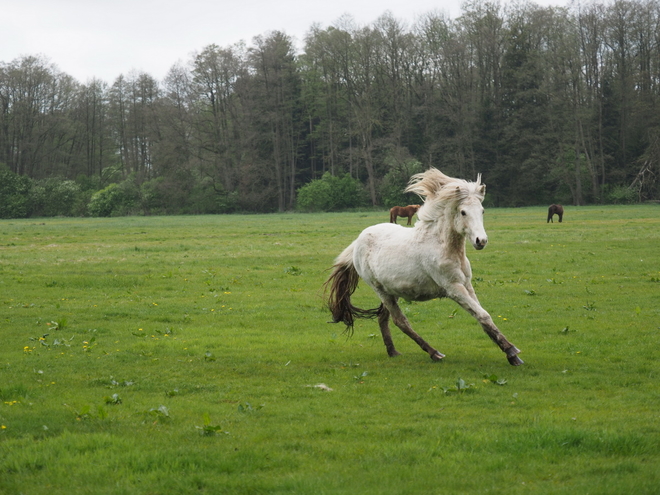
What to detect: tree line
<box><xmin>1</xmin><ymin>0</ymin><xmax>660</xmax><ymax>217</ymax></box>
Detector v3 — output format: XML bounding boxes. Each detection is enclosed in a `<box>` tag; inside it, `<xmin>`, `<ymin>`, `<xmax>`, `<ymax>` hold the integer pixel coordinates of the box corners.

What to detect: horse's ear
<box><xmin>480</xmin><ymin>184</ymin><xmax>486</xmax><ymax>194</ymax></box>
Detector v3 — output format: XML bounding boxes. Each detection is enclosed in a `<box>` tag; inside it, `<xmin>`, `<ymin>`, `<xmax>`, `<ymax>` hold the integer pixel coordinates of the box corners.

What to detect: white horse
<box><xmin>325</xmin><ymin>168</ymin><xmax>523</xmax><ymax>365</ymax></box>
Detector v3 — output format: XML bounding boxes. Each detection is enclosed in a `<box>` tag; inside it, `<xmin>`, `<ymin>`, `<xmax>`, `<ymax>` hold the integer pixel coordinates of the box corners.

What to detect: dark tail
<box><xmin>324</xmin><ymin>243</ymin><xmax>382</xmax><ymax>335</ymax></box>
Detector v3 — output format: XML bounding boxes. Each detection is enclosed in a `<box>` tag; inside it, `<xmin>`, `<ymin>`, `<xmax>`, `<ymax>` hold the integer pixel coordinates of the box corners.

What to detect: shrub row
<box><xmin>0</xmin><ymin>165</ymin><xmax>644</xmax><ymax>219</ymax></box>
<box><xmin>2</xmin><ymin>168</ymin><xmax>381</xmax><ymax>218</ymax></box>
<box><xmin>0</xmin><ymin>168</ymin><xmax>240</xmax><ymax>218</ymax></box>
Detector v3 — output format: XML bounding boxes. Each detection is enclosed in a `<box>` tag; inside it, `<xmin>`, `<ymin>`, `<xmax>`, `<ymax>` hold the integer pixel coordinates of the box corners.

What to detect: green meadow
<box><xmin>1</xmin><ymin>206</ymin><xmax>659</xmax><ymax>494</ymax></box>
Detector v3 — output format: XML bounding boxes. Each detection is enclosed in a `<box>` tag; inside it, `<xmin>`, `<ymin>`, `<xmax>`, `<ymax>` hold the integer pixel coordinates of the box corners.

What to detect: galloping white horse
<box><xmin>325</xmin><ymin>168</ymin><xmax>523</xmax><ymax>365</ymax></box>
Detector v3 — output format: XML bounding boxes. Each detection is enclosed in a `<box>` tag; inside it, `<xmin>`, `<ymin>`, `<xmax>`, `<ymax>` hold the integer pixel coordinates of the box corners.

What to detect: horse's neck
<box><xmin>445</xmin><ymin>227</ymin><xmax>467</xmax><ymax>257</ymax></box>
<box><xmin>418</xmin><ymin>214</ymin><xmax>466</xmax><ymax>257</ymax></box>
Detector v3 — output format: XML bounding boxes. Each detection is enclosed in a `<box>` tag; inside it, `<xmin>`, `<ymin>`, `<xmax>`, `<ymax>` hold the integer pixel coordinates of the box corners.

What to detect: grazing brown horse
<box><xmin>389</xmin><ymin>205</ymin><xmax>420</xmax><ymax>225</ymax></box>
<box><xmin>547</xmin><ymin>204</ymin><xmax>564</xmax><ymax>223</ymax></box>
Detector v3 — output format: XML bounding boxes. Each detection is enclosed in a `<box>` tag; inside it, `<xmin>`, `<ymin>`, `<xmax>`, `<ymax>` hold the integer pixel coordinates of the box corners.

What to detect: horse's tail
<box><xmin>324</xmin><ymin>242</ymin><xmax>382</xmax><ymax>335</ymax></box>
<box><xmin>389</xmin><ymin>207</ymin><xmax>396</xmax><ymax>223</ymax></box>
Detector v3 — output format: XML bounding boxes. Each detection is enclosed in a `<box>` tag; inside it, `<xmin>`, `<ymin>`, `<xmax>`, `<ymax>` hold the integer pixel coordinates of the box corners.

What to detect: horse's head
<box><xmin>405</xmin><ymin>168</ymin><xmax>488</xmax><ymax>250</ymax></box>
<box><xmin>456</xmin><ymin>195</ymin><xmax>487</xmax><ymax>250</ymax></box>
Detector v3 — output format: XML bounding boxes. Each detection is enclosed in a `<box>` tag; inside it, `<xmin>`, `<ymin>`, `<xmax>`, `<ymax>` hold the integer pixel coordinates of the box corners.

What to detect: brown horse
<box><xmin>390</xmin><ymin>205</ymin><xmax>420</xmax><ymax>225</ymax></box>
<box><xmin>547</xmin><ymin>204</ymin><xmax>564</xmax><ymax>223</ymax></box>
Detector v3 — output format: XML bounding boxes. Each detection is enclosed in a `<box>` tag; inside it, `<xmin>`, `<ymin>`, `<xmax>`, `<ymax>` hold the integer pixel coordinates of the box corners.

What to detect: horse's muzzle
<box><xmin>474</xmin><ymin>237</ymin><xmax>488</xmax><ymax>250</ymax></box>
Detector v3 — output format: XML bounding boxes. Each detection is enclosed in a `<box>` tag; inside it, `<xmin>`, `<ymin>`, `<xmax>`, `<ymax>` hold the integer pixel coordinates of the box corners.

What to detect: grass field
<box><xmin>1</xmin><ymin>205</ymin><xmax>659</xmax><ymax>494</ymax></box>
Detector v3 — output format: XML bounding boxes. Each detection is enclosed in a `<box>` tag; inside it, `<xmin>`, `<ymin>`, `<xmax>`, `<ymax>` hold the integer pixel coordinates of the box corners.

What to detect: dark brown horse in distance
<box><xmin>547</xmin><ymin>204</ymin><xmax>564</xmax><ymax>223</ymax></box>
<box><xmin>390</xmin><ymin>205</ymin><xmax>420</xmax><ymax>225</ymax></box>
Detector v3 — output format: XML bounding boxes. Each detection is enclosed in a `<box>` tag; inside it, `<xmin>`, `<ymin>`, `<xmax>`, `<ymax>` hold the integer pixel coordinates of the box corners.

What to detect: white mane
<box><xmin>404</xmin><ymin>168</ymin><xmax>485</xmax><ymax>222</ymax></box>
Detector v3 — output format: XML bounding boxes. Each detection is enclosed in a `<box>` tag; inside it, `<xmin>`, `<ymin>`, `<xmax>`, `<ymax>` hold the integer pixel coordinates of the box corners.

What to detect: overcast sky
<box><xmin>2</xmin><ymin>0</ymin><xmax>570</xmax><ymax>84</ymax></box>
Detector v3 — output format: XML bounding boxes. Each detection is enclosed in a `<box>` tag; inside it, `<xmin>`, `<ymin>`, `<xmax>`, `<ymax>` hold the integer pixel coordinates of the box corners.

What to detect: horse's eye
<box><xmin>461</xmin><ymin>210</ymin><xmax>466</xmax><ymax>216</ymax></box>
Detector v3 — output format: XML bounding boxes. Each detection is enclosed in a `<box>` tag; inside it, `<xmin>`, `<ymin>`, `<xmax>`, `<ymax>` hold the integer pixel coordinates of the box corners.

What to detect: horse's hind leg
<box><xmin>378</xmin><ymin>307</ymin><xmax>401</xmax><ymax>357</ymax></box>
<box><xmin>382</xmin><ymin>297</ymin><xmax>444</xmax><ymax>361</ymax></box>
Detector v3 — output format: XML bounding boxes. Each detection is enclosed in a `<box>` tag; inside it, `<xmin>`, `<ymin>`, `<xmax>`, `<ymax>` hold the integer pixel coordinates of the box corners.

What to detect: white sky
<box><xmin>1</xmin><ymin>0</ymin><xmax>570</xmax><ymax>84</ymax></box>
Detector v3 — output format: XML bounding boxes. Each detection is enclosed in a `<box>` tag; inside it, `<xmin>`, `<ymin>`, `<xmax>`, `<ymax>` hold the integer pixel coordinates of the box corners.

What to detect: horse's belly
<box><xmin>390</xmin><ymin>279</ymin><xmax>446</xmax><ymax>301</ymax></box>
<box><xmin>366</xmin><ymin>268</ymin><xmax>445</xmax><ymax>301</ymax></box>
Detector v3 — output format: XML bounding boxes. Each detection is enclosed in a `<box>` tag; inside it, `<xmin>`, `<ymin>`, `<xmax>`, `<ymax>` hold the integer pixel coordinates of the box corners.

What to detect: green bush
<box><xmin>88</xmin><ymin>179</ymin><xmax>141</xmax><ymax>217</ymax></box>
<box><xmin>379</xmin><ymin>159</ymin><xmax>424</xmax><ymax>208</ymax></box>
<box><xmin>139</xmin><ymin>177</ymin><xmax>169</xmax><ymax>214</ymax></box>
<box><xmin>88</xmin><ymin>183</ymin><xmax>119</xmax><ymax>217</ymax></box>
<box><xmin>605</xmin><ymin>185</ymin><xmax>637</xmax><ymax>204</ymax></box>
<box><xmin>30</xmin><ymin>178</ymin><xmax>83</xmax><ymax>217</ymax></box>
<box><xmin>296</xmin><ymin>172</ymin><xmax>368</xmax><ymax>212</ymax></box>
<box><xmin>186</xmin><ymin>178</ymin><xmax>239</xmax><ymax>214</ymax></box>
<box><xmin>0</xmin><ymin>168</ymin><xmax>33</xmax><ymax>218</ymax></box>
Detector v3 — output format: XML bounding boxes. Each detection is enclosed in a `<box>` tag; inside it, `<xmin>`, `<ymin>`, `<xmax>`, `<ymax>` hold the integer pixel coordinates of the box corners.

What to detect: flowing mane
<box><xmin>404</xmin><ymin>168</ymin><xmax>485</xmax><ymax>222</ymax></box>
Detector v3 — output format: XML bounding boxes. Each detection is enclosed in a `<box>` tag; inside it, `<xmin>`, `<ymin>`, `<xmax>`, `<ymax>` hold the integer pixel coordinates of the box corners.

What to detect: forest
<box><xmin>1</xmin><ymin>0</ymin><xmax>660</xmax><ymax>217</ymax></box>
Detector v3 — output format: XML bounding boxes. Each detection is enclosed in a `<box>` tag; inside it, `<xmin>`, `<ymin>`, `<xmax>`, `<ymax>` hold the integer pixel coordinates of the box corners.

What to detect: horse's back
<box><xmin>358</xmin><ymin>222</ymin><xmax>410</xmax><ymax>241</ymax></box>
<box><xmin>353</xmin><ymin>223</ymin><xmax>413</xmax><ymax>265</ymax></box>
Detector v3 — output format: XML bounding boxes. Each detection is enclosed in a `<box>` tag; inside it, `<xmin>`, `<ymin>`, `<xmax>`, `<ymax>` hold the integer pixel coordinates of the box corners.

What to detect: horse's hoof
<box><xmin>388</xmin><ymin>350</ymin><xmax>402</xmax><ymax>357</ymax></box>
<box><xmin>430</xmin><ymin>351</ymin><xmax>445</xmax><ymax>361</ymax></box>
<box><xmin>506</xmin><ymin>346</ymin><xmax>521</xmax><ymax>357</ymax></box>
<box><xmin>507</xmin><ymin>355</ymin><xmax>524</xmax><ymax>366</ymax></box>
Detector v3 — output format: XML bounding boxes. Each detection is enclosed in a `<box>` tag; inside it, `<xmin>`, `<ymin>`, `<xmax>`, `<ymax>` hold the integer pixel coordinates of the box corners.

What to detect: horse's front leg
<box><xmin>378</xmin><ymin>306</ymin><xmax>401</xmax><ymax>357</ymax></box>
<box><xmin>380</xmin><ymin>296</ymin><xmax>445</xmax><ymax>361</ymax></box>
<box><xmin>448</xmin><ymin>284</ymin><xmax>523</xmax><ymax>365</ymax></box>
